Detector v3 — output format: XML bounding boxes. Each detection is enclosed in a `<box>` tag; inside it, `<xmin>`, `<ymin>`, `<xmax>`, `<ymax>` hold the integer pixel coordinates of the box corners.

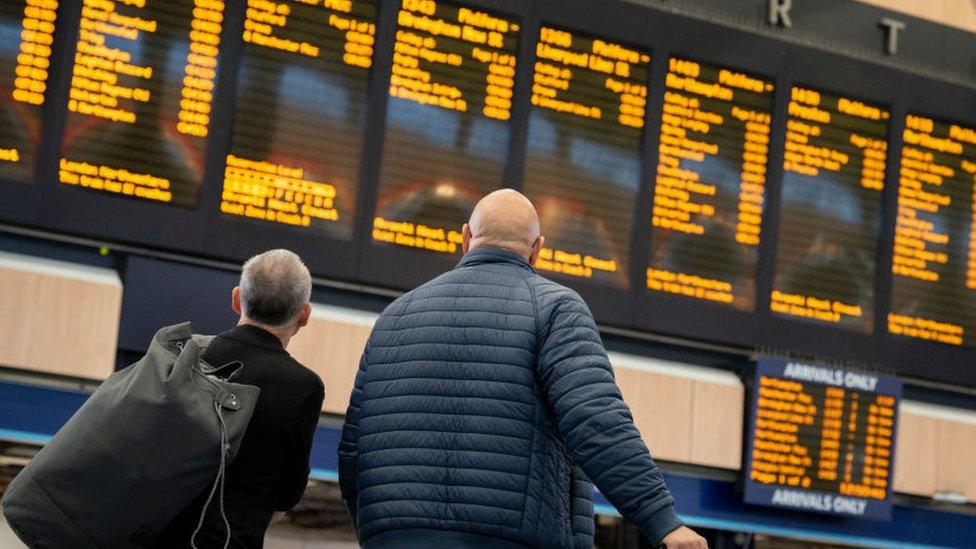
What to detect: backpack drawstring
<box><xmin>191</xmin><ymin>399</ymin><xmax>232</xmax><ymax>549</ymax></box>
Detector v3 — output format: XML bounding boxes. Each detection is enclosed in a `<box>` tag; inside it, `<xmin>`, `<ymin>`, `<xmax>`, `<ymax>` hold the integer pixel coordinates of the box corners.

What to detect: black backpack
<box><xmin>2</xmin><ymin>323</ymin><xmax>260</xmax><ymax>548</ymax></box>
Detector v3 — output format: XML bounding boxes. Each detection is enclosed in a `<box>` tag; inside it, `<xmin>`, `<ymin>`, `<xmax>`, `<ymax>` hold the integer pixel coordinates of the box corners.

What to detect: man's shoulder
<box><xmin>524</xmin><ymin>271</ymin><xmax>584</xmax><ymax>307</ymax></box>
<box><xmin>377</xmin><ymin>268</ymin><xmax>493</xmax><ymax>313</ymax></box>
<box><xmin>262</xmin><ymin>355</ymin><xmax>323</xmax><ymax>410</ymax></box>
<box><xmin>386</xmin><ymin>267</ymin><xmax>583</xmax><ymax>309</ymax></box>
<box><xmin>211</xmin><ymin>333</ymin><xmax>323</xmax><ymax>395</ymax></box>
<box><xmin>424</xmin><ymin>261</ymin><xmax>578</xmax><ymax>295</ymax></box>
<box><xmin>281</xmin><ymin>354</ymin><xmax>325</xmax><ymax>394</ymax></box>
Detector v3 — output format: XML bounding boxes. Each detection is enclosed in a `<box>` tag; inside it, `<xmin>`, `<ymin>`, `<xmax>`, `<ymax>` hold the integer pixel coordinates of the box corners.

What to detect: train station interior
<box><xmin>0</xmin><ymin>0</ymin><xmax>974</xmax><ymax>547</ymax></box>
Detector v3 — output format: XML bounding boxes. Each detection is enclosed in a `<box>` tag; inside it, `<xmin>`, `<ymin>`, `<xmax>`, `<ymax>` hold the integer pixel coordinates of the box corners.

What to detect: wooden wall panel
<box><xmin>892</xmin><ymin>410</ymin><xmax>939</xmax><ymax>496</ymax></box>
<box><xmin>936</xmin><ymin>415</ymin><xmax>976</xmax><ymax>502</ymax></box>
<box><xmin>0</xmin><ymin>252</ymin><xmax>121</xmax><ymax>380</ymax></box>
<box><xmin>27</xmin><ymin>276</ymin><xmax>122</xmax><ymax>379</ymax></box>
<box><xmin>0</xmin><ymin>268</ymin><xmax>37</xmax><ymax>369</ymax></box>
<box><xmin>287</xmin><ymin>306</ymin><xmax>376</xmax><ymax>413</ymax></box>
<box><xmin>287</xmin><ymin>306</ymin><xmax>976</xmax><ymax>500</ymax></box>
<box><xmin>613</xmin><ymin>356</ymin><xmax>696</xmax><ymax>463</ymax></box>
<box><xmin>893</xmin><ymin>402</ymin><xmax>976</xmax><ymax>502</ymax></box>
<box><xmin>857</xmin><ymin>0</ymin><xmax>976</xmax><ymax>34</ymax></box>
<box><xmin>691</xmin><ymin>380</ymin><xmax>744</xmax><ymax>470</ymax></box>
<box><xmin>611</xmin><ymin>354</ymin><xmax>744</xmax><ymax>469</ymax></box>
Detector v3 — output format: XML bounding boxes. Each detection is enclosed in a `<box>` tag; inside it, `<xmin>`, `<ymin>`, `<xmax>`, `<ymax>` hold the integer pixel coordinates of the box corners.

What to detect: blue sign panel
<box><xmin>744</xmin><ymin>357</ymin><xmax>902</xmax><ymax>520</ymax></box>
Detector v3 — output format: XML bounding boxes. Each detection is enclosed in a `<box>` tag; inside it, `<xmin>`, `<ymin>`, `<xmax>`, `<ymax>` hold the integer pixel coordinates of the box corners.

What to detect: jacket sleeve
<box><xmin>274</xmin><ymin>381</ymin><xmax>325</xmax><ymax>510</ymax></box>
<box><xmin>535</xmin><ymin>293</ymin><xmax>683</xmax><ymax>545</ymax></box>
<box><xmin>338</xmin><ymin>349</ymin><xmax>368</xmax><ymax>524</ymax></box>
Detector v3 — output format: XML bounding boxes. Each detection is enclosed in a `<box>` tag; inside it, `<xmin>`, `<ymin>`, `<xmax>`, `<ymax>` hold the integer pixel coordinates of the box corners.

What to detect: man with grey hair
<box><xmin>236</xmin><ymin>248</ymin><xmax>314</xmax><ymax>339</ymax></box>
<box><xmin>158</xmin><ymin>249</ymin><xmax>324</xmax><ymax>548</ymax></box>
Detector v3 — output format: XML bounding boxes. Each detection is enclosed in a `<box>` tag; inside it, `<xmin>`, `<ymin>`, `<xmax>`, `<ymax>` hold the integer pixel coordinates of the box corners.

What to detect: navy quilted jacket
<box><xmin>338</xmin><ymin>247</ymin><xmax>681</xmax><ymax>548</ymax></box>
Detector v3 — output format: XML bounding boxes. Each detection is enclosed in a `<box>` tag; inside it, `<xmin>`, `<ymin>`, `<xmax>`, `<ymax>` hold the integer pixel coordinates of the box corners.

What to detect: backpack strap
<box><xmin>186</xmin><ymin>333</ymin><xmax>241</xmax><ymax>548</ymax></box>
<box><xmin>190</xmin><ymin>334</ymin><xmax>216</xmax><ymax>355</ymax></box>
<box><xmin>190</xmin><ymin>334</ymin><xmax>246</xmax><ymax>385</ymax></box>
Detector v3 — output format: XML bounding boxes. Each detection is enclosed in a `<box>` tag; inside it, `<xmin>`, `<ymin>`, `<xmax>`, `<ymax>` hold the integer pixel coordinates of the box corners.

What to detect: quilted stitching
<box><xmin>338</xmin><ymin>248</ymin><xmax>678</xmax><ymax>547</ymax></box>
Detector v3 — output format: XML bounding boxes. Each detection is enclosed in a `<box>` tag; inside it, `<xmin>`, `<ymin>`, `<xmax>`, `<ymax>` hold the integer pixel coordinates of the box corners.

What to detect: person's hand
<box><xmin>661</xmin><ymin>525</ymin><xmax>708</xmax><ymax>548</ymax></box>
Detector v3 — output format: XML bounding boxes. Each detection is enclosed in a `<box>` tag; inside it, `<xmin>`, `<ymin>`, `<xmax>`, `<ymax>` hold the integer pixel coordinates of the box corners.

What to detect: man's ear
<box><xmin>462</xmin><ymin>223</ymin><xmax>472</xmax><ymax>253</ymax></box>
<box><xmin>296</xmin><ymin>303</ymin><xmax>312</xmax><ymax>329</ymax></box>
<box><xmin>231</xmin><ymin>286</ymin><xmax>242</xmax><ymax>315</ymax></box>
<box><xmin>528</xmin><ymin>235</ymin><xmax>545</xmax><ymax>265</ymax></box>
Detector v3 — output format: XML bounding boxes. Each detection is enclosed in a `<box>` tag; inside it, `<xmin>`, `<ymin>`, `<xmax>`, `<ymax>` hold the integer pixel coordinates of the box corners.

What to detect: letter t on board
<box><xmin>880</xmin><ymin>17</ymin><xmax>906</xmax><ymax>55</ymax></box>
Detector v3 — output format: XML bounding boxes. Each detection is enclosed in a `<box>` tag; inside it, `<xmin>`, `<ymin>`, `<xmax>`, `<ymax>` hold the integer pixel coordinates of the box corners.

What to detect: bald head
<box><xmin>463</xmin><ymin>189</ymin><xmax>545</xmax><ymax>260</ymax></box>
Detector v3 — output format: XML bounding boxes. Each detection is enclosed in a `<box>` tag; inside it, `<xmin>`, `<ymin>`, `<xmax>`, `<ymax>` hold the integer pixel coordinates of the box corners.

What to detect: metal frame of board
<box><xmin>354</xmin><ymin>0</ymin><xmax>537</xmax><ymax>293</ymax></box>
<box><xmin>198</xmin><ymin>1</ymin><xmax>370</xmax><ymax>281</ymax></box>
<box><xmin>506</xmin><ymin>0</ymin><xmax>670</xmax><ymax>326</ymax></box>
<box><xmin>753</xmin><ymin>47</ymin><xmax>908</xmax><ymax>368</ymax></box>
<box><xmin>878</xmin><ymin>75</ymin><xmax>976</xmax><ymax>386</ymax></box>
<box><xmin>632</xmin><ymin>14</ymin><xmax>789</xmax><ymax>346</ymax></box>
<box><xmin>33</xmin><ymin>1</ymin><xmax>213</xmax><ymax>253</ymax></box>
<box><xmin>0</xmin><ymin>1</ymin><xmax>75</xmax><ymax>227</ymax></box>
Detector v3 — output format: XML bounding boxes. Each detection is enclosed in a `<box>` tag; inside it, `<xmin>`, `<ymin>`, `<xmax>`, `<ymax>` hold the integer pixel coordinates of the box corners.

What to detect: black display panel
<box><xmin>1</xmin><ymin>0</ymin><xmax>56</xmax><ymax>184</ymax></box>
<box><xmin>219</xmin><ymin>0</ymin><xmax>375</xmax><ymax>236</ymax></box>
<box><xmin>1</xmin><ymin>0</ymin><xmax>975</xmax><ymax>387</ymax></box>
<box><xmin>58</xmin><ymin>0</ymin><xmax>224</xmax><ymax>206</ymax></box>
<box><xmin>887</xmin><ymin>113</ymin><xmax>976</xmax><ymax>347</ymax></box>
<box><xmin>770</xmin><ymin>85</ymin><xmax>889</xmax><ymax>332</ymax></box>
<box><xmin>520</xmin><ymin>26</ymin><xmax>649</xmax><ymax>289</ymax></box>
<box><xmin>745</xmin><ymin>358</ymin><xmax>901</xmax><ymax>520</ymax></box>
<box><xmin>371</xmin><ymin>0</ymin><xmax>519</xmax><ymax>255</ymax></box>
<box><xmin>646</xmin><ymin>56</ymin><xmax>774</xmax><ymax>310</ymax></box>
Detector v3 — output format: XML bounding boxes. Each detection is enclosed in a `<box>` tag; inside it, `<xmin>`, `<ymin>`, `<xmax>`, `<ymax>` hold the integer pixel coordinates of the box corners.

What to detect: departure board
<box><xmin>220</xmin><ymin>0</ymin><xmax>375</xmax><ymax>235</ymax></box>
<box><xmin>1</xmin><ymin>0</ymin><xmax>56</xmax><ymax>183</ymax></box>
<box><xmin>59</xmin><ymin>0</ymin><xmax>224</xmax><ymax>206</ymax></box>
<box><xmin>519</xmin><ymin>27</ymin><xmax>648</xmax><ymax>288</ymax></box>
<box><xmin>646</xmin><ymin>57</ymin><xmax>774</xmax><ymax>309</ymax></box>
<box><xmin>745</xmin><ymin>358</ymin><xmax>901</xmax><ymax>520</ymax></box>
<box><xmin>372</xmin><ymin>0</ymin><xmax>519</xmax><ymax>254</ymax></box>
<box><xmin>887</xmin><ymin>114</ymin><xmax>976</xmax><ymax>346</ymax></box>
<box><xmin>770</xmin><ymin>86</ymin><xmax>889</xmax><ymax>331</ymax></box>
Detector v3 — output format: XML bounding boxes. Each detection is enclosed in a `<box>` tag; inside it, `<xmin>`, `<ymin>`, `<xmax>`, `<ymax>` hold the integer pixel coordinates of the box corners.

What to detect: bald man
<box><xmin>339</xmin><ymin>190</ymin><xmax>706</xmax><ymax>548</ymax></box>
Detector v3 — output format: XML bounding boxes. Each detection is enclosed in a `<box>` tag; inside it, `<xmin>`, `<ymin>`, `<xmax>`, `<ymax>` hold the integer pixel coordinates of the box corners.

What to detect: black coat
<box><xmin>158</xmin><ymin>324</ymin><xmax>324</xmax><ymax>548</ymax></box>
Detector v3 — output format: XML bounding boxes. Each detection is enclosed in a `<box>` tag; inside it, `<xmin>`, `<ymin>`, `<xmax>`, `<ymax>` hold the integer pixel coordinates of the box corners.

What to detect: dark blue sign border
<box><xmin>743</xmin><ymin>357</ymin><xmax>903</xmax><ymax>521</ymax></box>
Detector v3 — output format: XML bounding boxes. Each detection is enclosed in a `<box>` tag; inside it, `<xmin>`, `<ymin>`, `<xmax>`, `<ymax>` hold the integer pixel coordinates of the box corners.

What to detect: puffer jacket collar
<box><xmin>455</xmin><ymin>246</ymin><xmax>535</xmax><ymax>273</ymax></box>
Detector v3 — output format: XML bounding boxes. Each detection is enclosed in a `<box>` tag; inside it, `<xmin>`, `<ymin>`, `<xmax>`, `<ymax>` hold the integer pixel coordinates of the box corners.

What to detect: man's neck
<box><xmin>238</xmin><ymin>318</ymin><xmax>293</xmax><ymax>348</ymax></box>
<box><xmin>469</xmin><ymin>242</ymin><xmax>530</xmax><ymax>260</ymax></box>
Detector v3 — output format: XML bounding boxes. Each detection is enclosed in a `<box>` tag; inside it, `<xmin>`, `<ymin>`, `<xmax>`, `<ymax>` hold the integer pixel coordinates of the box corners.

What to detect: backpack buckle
<box><xmin>220</xmin><ymin>392</ymin><xmax>241</xmax><ymax>411</ymax></box>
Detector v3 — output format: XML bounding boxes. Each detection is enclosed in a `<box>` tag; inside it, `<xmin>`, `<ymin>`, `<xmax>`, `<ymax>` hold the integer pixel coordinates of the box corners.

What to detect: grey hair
<box><xmin>239</xmin><ymin>249</ymin><xmax>312</xmax><ymax>327</ymax></box>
